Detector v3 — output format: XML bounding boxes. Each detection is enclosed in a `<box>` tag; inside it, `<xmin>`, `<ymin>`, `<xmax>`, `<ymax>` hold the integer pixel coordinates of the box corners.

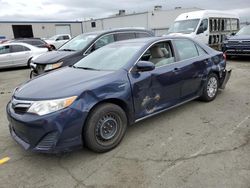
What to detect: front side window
<box><xmin>197</xmin><ymin>19</ymin><xmax>208</xmax><ymax>34</ymax></box>
<box><xmin>0</xmin><ymin>45</ymin><xmax>10</xmax><ymax>54</ymax></box>
<box><xmin>168</xmin><ymin>19</ymin><xmax>200</xmax><ymax>34</ymax></box>
<box><xmin>74</xmin><ymin>43</ymin><xmax>143</xmax><ymax>71</ymax></box>
<box><xmin>140</xmin><ymin>41</ymin><xmax>175</xmax><ymax>67</ymax></box>
<box><xmin>174</xmin><ymin>39</ymin><xmax>199</xmax><ymax>61</ymax></box>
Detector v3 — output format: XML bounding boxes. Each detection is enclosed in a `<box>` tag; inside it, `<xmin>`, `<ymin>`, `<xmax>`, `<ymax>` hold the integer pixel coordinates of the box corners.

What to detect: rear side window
<box><xmin>63</xmin><ymin>35</ymin><xmax>70</xmax><ymax>40</ymax></box>
<box><xmin>136</xmin><ymin>32</ymin><xmax>151</xmax><ymax>38</ymax></box>
<box><xmin>0</xmin><ymin>45</ymin><xmax>10</xmax><ymax>54</ymax></box>
<box><xmin>115</xmin><ymin>33</ymin><xmax>136</xmax><ymax>41</ymax></box>
<box><xmin>196</xmin><ymin>45</ymin><xmax>207</xmax><ymax>56</ymax></box>
<box><xmin>11</xmin><ymin>45</ymin><xmax>30</xmax><ymax>52</ymax></box>
<box><xmin>174</xmin><ymin>39</ymin><xmax>199</xmax><ymax>61</ymax></box>
<box><xmin>32</xmin><ymin>40</ymin><xmax>45</xmax><ymax>46</ymax></box>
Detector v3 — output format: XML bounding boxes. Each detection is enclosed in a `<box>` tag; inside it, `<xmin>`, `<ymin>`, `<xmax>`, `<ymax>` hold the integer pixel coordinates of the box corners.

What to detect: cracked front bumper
<box><xmin>6</xmin><ymin>102</ymin><xmax>87</xmax><ymax>153</ymax></box>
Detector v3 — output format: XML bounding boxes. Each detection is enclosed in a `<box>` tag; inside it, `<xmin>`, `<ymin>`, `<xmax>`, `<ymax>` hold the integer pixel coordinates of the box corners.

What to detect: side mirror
<box><xmin>231</xmin><ymin>32</ymin><xmax>236</xmax><ymax>36</ymax></box>
<box><xmin>135</xmin><ymin>61</ymin><xmax>155</xmax><ymax>72</ymax></box>
<box><xmin>197</xmin><ymin>27</ymin><xmax>204</xmax><ymax>35</ymax></box>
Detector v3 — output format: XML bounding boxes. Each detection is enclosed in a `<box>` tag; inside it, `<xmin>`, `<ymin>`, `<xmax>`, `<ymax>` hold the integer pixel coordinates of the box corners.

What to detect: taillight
<box><xmin>223</xmin><ymin>53</ymin><xmax>227</xmax><ymax>61</ymax></box>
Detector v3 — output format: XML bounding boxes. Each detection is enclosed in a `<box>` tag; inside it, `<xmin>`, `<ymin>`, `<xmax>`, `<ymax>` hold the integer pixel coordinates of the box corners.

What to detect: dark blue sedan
<box><xmin>6</xmin><ymin>36</ymin><xmax>231</xmax><ymax>153</ymax></box>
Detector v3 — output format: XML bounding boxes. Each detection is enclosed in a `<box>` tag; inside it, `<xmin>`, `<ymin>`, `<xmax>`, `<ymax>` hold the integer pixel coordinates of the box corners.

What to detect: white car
<box><xmin>0</xmin><ymin>42</ymin><xmax>48</xmax><ymax>69</ymax></box>
<box><xmin>45</xmin><ymin>34</ymin><xmax>71</xmax><ymax>50</ymax></box>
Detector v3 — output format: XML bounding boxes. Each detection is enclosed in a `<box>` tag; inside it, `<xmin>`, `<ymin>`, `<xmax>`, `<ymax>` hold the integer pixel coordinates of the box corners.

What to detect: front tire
<box><xmin>83</xmin><ymin>103</ymin><xmax>127</xmax><ymax>153</ymax></box>
<box><xmin>200</xmin><ymin>73</ymin><xmax>219</xmax><ymax>102</ymax></box>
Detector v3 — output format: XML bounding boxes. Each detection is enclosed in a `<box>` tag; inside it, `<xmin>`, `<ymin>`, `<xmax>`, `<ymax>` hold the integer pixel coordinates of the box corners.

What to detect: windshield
<box><xmin>59</xmin><ymin>34</ymin><xmax>97</xmax><ymax>51</ymax></box>
<box><xmin>73</xmin><ymin>43</ymin><xmax>143</xmax><ymax>71</ymax></box>
<box><xmin>168</xmin><ymin>19</ymin><xmax>200</xmax><ymax>34</ymax></box>
<box><xmin>237</xmin><ymin>26</ymin><xmax>250</xmax><ymax>35</ymax></box>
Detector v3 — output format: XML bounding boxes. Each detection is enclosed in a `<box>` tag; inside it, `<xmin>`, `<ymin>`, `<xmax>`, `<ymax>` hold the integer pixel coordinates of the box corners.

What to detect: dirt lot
<box><xmin>0</xmin><ymin>59</ymin><xmax>250</xmax><ymax>188</ymax></box>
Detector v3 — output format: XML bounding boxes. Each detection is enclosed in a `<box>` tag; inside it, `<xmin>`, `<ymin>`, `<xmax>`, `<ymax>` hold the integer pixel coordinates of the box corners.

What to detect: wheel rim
<box><xmin>96</xmin><ymin>114</ymin><xmax>119</xmax><ymax>142</ymax></box>
<box><xmin>207</xmin><ymin>77</ymin><xmax>218</xmax><ymax>98</ymax></box>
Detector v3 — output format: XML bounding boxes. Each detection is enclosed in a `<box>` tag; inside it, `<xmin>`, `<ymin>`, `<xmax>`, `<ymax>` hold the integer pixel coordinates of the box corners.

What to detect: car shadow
<box><xmin>0</xmin><ymin>66</ymin><xmax>29</xmax><ymax>73</ymax></box>
<box><xmin>228</xmin><ymin>56</ymin><xmax>250</xmax><ymax>62</ymax></box>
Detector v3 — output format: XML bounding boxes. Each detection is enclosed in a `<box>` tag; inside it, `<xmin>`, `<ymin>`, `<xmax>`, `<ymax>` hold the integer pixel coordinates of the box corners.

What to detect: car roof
<box><xmin>109</xmin><ymin>36</ymin><xmax>216</xmax><ymax>53</ymax></box>
<box><xmin>84</xmin><ymin>28</ymin><xmax>154</xmax><ymax>36</ymax></box>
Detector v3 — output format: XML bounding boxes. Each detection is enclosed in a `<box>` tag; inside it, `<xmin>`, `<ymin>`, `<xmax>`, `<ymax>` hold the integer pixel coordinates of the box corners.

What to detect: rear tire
<box><xmin>200</xmin><ymin>73</ymin><xmax>219</xmax><ymax>102</ymax></box>
<box><xmin>83</xmin><ymin>103</ymin><xmax>127</xmax><ymax>153</ymax></box>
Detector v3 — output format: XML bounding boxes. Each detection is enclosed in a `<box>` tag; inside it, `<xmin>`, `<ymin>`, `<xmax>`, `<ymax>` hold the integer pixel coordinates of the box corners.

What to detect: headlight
<box><xmin>44</xmin><ymin>62</ymin><xmax>63</xmax><ymax>71</ymax></box>
<box><xmin>223</xmin><ymin>40</ymin><xmax>228</xmax><ymax>44</ymax></box>
<box><xmin>27</xmin><ymin>96</ymin><xmax>77</xmax><ymax>116</ymax></box>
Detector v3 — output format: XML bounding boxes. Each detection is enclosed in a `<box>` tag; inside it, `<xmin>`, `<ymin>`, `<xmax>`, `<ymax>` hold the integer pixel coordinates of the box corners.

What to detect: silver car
<box><xmin>0</xmin><ymin>42</ymin><xmax>48</xmax><ymax>69</ymax></box>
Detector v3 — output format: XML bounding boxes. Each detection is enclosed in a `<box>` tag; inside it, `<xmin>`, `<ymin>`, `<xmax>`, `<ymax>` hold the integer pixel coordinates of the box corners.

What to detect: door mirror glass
<box><xmin>135</xmin><ymin>61</ymin><xmax>155</xmax><ymax>72</ymax></box>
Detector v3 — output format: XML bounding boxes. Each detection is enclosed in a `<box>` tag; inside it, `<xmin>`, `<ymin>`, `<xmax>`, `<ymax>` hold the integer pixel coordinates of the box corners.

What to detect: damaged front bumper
<box><xmin>220</xmin><ymin>69</ymin><xmax>232</xmax><ymax>89</ymax></box>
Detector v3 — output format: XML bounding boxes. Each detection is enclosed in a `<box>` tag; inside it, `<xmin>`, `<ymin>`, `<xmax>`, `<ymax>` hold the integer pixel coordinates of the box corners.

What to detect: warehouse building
<box><xmin>0</xmin><ymin>7</ymin><xmax>201</xmax><ymax>39</ymax></box>
<box><xmin>0</xmin><ymin>21</ymin><xmax>83</xmax><ymax>39</ymax></box>
<box><xmin>82</xmin><ymin>7</ymin><xmax>201</xmax><ymax>36</ymax></box>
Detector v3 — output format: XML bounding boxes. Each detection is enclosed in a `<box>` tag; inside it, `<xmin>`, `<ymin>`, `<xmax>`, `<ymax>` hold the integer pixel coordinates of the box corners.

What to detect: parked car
<box><xmin>45</xmin><ymin>34</ymin><xmax>71</xmax><ymax>50</ymax></box>
<box><xmin>7</xmin><ymin>36</ymin><xmax>231</xmax><ymax>153</ymax></box>
<box><xmin>222</xmin><ymin>25</ymin><xmax>250</xmax><ymax>57</ymax></box>
<box><xmin>8</xmin><ymin>38</ymin><xmax>52</xmax><ymax>51</ymax></box>
<box><xmin>30</xmin><ymin>28</ymin><xmax>154</xmax><ymax>78</ymax></box>
<box><xmin>0</xmin><ymin>43</ymin><xmax>48</xmax><ymax>69</ymax></box>
<box><xmin>0</xmin><ymin>35</ymin><xmax>8</xmax><ymax>44</ymax></box>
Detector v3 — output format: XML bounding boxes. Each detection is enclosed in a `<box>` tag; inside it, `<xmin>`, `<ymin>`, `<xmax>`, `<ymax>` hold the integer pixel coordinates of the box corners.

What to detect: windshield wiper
<box><xmin>59</xmin><ymin>49</ymin><xmax>75</xmax><ymax>51</ymax></box>
<box><xmin>72</xmin><ymin>66</ymin><xmax>99</xmax><ymax>71</ymax></box>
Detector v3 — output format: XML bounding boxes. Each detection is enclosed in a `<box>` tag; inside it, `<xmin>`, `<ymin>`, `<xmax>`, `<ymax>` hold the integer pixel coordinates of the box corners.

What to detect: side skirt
<box><xmin>135</xmin><ymin>96</ymin><xmax>199</xmax><ymax>123</ymax></box>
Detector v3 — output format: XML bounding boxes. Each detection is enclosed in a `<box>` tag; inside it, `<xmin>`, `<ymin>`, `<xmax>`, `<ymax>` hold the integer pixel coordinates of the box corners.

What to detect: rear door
<box><xmin>173</xmin><ymin>39</ymin><xmax>208</xmax><ymax>100</ymax></box>
<box><xmin>0</xmin><ymin>45</ymin><xmax>12</xmax><ymax>67</ymax></box>
<box><xmin>10</xmin><ymin>45</ymin><xmax>31</xmax><ymax>66</ymax></box>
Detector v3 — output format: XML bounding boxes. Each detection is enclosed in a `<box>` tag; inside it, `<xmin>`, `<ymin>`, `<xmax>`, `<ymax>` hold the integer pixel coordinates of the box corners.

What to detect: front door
<box><xmin>10</xmin><ymin>45</ymin><xmax>31</xmax><ymax>66</ymax></box>
<box><xmin>128</xmin><ymin>41</ymin><xmax>183</xmax><ymax>120</ymax></box>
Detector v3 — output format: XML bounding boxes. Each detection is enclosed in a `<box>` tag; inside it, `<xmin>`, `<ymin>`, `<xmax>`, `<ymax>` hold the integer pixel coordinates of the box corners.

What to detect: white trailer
<box><xmin>167</xmin><ymin>10</ymin><xmax>240</xmax><ymax>49</ymax></box>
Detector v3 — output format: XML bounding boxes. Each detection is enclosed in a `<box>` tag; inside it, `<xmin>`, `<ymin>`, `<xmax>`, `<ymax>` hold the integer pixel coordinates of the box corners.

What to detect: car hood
<box><xmin>228</xmin><ymin>35</ymin><xmax>250</xmax><ymax>40</ymax></box>
<box><xmin>32</xmin><ymin>50</ymin><xmax>76</xmax><ymax>64</ymax></box>
<box><xmin>14</xmin><ymin>67</ymin><xmax>114</xmax><ymax>100</ymax></box>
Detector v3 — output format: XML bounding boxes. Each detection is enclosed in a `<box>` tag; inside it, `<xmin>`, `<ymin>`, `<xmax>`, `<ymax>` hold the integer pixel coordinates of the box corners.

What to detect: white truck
<box><xmin>167</xmin><ymin>10</ymin><xmax>240</xmax><ymax>49</ymax></box>
<box><xmin>45</xmin><ymin>34</ymin><xmax>71</xmax><ymax>50</ymax></box>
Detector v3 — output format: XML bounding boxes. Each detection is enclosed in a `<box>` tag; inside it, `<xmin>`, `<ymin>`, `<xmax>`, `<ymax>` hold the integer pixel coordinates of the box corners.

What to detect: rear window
<box><xmin>32</xmin><ymin>40</ymin><xmax>45</xmax><ymax>46</ymax></box>
<box><xmin>115</xmin><ymin>33</ymin><xmax>136</xmax><ymax>41</ymax></box>
<box><xmin>136</xmin><ymin>32</ymin><xmax>151</xmax><ymax>38</ymax></box>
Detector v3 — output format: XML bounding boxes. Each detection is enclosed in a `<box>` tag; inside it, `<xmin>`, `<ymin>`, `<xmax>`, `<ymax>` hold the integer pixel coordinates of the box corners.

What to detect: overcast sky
<box><xmin>0</xmin><ymin>0</ymin><xmax>249</xmax><ymax>21</ymax></box>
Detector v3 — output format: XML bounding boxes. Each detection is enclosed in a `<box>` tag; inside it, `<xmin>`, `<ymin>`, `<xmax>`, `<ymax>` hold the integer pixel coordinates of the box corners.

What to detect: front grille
<box><xmin>11</xmin><ymin>98</ymin><xmax>32</xmax><ymax>114</ymax></box>
<box><xmin>228</xmin><ymin>40</ymin><xmax>250</xmax><ymax>46</ymax></box>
